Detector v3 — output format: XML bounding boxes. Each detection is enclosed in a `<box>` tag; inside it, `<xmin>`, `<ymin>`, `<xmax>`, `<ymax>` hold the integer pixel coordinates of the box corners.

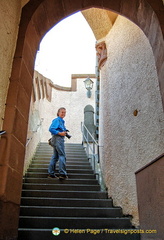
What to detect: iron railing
<box><xmin>0</xmin><ymin>130</ymin><xmax>6</xmax><ymax>135</ymax></box>
<box><xmin>26</xmin><ymin>137</ymin><xmax>33</xmax><ymax>147</ymax></box>
<box><xmin>81</xmin><ymin>122</ymin><xmax>106</xmax><ymax>191</ymax></box>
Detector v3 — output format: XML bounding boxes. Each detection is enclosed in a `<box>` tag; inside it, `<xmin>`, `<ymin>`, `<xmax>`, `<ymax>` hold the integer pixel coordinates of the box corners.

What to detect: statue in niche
<box><xmin>95</xmin><ymin>41</ymin><xmax>107</xmax><ymax>69</ymax></box>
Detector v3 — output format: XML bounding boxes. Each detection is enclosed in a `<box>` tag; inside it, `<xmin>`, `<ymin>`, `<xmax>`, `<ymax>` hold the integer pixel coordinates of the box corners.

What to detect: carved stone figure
<box><xmin>95</xmin><ymin>41</ymin><xmax>107</xmax><ymax>69</ymax></box>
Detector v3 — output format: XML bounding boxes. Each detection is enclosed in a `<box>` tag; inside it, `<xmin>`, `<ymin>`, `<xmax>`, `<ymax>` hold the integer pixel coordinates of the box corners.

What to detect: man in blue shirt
<box><xmin>48</xmin><ymin>107</ymin><xmax>68</xmax><ymax>179</ymax></box>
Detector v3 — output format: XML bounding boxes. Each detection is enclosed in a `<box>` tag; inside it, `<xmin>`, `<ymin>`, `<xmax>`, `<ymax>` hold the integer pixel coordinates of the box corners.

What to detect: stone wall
<box><xmin>99</xmin><ymin>15</ymin><xmax>164</xmax><ymax>226</ymax></box>
<box><xmin>0</xmin><ymin>0</ymin><xmax>23</xmax><ymax>130</ymax></box>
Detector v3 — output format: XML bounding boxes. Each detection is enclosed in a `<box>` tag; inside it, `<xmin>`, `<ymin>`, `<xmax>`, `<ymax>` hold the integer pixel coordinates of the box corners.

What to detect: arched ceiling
<box><xmin>82</xmin><ymin>8</ymin><xmax>118</xmax><ymax>40</ymax></box>
<box><xmin>21</xmin><ymin>0</ymin><xmax>29</xmax><ymax>7</ymax></box>
<box><xmin>16</xmin><ymin>0</ymin><xmax>164</xmax><ymax>107</ymax></box>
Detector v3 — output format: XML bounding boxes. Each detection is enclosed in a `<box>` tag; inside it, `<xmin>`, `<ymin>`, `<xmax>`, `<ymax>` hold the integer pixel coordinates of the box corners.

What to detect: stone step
<box><xmin>20</xmin><ymin>206</ymin><xmax>123</xmax><ymax>217</ymax></box>
<box><xmin>27</xmin><ymin>168</ymin><xmax>94</xmax><ymax>174</ymax></box>
<box><xmin>39</xmin><ymin>142</ymin><xmax>83</xmax><ymax>146</ymax></box>
<box><xmin>38</xmin><ymin>143</ymin><xmax>84</xmax><ymax>150</ymax></box>
<box><xmin>35</xmin><ymin>150</ymin><xmax>87</xmax><ymax>154</ymax></box>
<box><xmin>23</xmin><ymin>178</ymin><xmax>99</xmax><ymax>185</ymax></box>
<box><xmin>22</xmin><ymin>183</ymin><xmax>100</xmax><ymax>191</ymax></box>
<box><xmin>31</xmin><ymin>159</ymin><xmax>90</xmax><ymax>164</ymax></box>
<box><xmin>18</xmin><ymin>142</ymin><xmax>140</xmax><ymax>240</ymax></box>
<box><xmin>29</xmin><ymin>164</ymin><xmax>92</xmax><ymax>169</ymax></box>
<box><xmin>36</xmin><ymin>150</ymin><xmax>86</xmax><ymax>153</ymax></box>
<box><xmin>18</xmin><ymin>229</ymin><xmax>140</xmax><ymax>240</ymax></box>
<box><xmin>33</xmin><ymin>156</ymin><xmax>89</xmax><ymax>160</ymax></box>
<box><xmin>19</xmin><ymin>216</ymin><xmax>132</xmax><ymax>229</ymax></box>
<box><xmin>36</xmin><ymin>149</ymin><xmax>85</xmax><ymax>153</ymax></box>
<box><xmin>21</xmin><ymin>190</ymin><xmax>107</xmax><ymax>199</ymax></box>
<box><xmin>21</xmin><ymin>197</ymin><xmax>112</xmax><ymax>207</ymax></box>
<box><xmin>25</xmin><ymin>172</ymin><xmax>96</xmax><ymax>179</ymax></box>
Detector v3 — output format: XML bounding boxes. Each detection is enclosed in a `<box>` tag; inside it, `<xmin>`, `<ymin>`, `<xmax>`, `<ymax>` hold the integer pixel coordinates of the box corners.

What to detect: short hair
<box><xmin>57</xmin><ymin>107</ymin><xmax>66</xmax><ymax>116</ymax></box>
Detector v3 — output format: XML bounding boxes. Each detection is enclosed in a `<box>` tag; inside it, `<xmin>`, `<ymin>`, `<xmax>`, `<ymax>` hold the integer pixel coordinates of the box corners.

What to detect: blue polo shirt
<box><xmin>49</xmin><ymin>117</ymin><xmax>66</xmax><ymax>135</ymax></box>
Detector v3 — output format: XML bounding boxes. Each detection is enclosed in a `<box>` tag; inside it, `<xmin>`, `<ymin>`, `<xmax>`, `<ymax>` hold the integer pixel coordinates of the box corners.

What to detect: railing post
<box><xmin>97</xmin><ymin>144</ymin><xmax>100</xmax><ymax>163</ymax></box>
<box><xmin>81</xmin><ymin>122</ymin><xmax>106</xmax><ymax>191</ymax></box>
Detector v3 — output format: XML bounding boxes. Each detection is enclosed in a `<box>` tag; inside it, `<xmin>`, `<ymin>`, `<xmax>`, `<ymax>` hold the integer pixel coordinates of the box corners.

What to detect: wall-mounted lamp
<box><xmin>84</xmin><ymin>77</ymin><xmax>94</xmax><ymax>98</ymax></box>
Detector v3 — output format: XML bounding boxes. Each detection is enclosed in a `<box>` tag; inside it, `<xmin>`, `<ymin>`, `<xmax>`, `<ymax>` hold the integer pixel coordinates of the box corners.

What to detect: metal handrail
<box><xmin>81</xmin><ymin>122</ymin><xmax>106</xmax><ymax>191</ymax></box>
<box><xmin>0</xmin><ymin>130</ymin><xmax>6</xmax><ymax>136</ymax></box>
<box><xmin>26</xmin><ymin>137</ymin><xmax>33</xmax><ymax>147</ymax></box>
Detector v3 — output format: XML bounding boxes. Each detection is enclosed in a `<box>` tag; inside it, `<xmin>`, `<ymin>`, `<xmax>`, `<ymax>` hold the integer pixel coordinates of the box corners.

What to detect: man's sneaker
<box><xmin>59</xmin><ymin>175</ymin><xmax>68</xmax><ymax>180</ymax></box>
<box><xmin>48</xmin><ymin>174</ymin><xmax>58</xmax><ymax>179</ymax></box>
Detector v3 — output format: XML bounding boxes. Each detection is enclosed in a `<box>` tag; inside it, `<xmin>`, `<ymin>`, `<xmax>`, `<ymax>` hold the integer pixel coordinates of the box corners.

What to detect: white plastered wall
<box><xmin>99</xmin><ymin>15</ymin><xmax>164</xmax><ymax>226</ymax></box>
<box><xmin>41</xmin><ymin>78</ymin><xmax>96</xmax><ymax>143</ymax></box>
<box><xmin>23</xmin><ymin>73</ymin><xmax>96</xmax><ymax>172</ymax></box>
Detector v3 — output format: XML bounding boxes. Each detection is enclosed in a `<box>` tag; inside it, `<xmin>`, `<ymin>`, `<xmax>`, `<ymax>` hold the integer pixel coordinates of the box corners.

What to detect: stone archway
<box><xmin>0</xmin><ymin>0</ymin><xmax>163</xmax><ymax>239</ymax></box>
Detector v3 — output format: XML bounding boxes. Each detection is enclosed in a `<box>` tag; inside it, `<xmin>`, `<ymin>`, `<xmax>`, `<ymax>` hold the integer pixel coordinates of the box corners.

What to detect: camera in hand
<box><xmin>66</xmin><ymin>130</ymin><xmax>71</xmax><ymax>139</ymax></box>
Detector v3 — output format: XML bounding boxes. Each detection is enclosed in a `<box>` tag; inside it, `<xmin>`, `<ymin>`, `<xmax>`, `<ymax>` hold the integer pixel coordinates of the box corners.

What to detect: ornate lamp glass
<box><xmin>84</xmin><ymin>77</ymin><xmax>94</xmax><ymax>98</ymax></box>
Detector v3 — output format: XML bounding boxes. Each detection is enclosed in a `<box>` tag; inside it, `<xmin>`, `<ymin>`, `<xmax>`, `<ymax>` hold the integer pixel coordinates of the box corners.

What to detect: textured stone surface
<box><xmin>0</xmin><ymin>201</ymin><xmax>19</xmax><ymax>240</ymax></box>
<box><xmin>99</xmin><ymin>15</ymin><xmax>164</xmax><ymax>226</ymax></box>
<box><xmin>0</xmin><ymin>0</ymin><xmax>22</xmax><ymax>129</ymax></box>
<box><xmin>82</xmin><ymin>8</ymin><xmax>118</xmax><ymax>39</ymax></box>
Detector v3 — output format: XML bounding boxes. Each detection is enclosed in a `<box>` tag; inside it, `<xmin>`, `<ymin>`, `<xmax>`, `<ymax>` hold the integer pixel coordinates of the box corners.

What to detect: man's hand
<box><xmin>58</xmin><ymin>131</ymin><xmax>66</xmax><ymax>136</ymax></box>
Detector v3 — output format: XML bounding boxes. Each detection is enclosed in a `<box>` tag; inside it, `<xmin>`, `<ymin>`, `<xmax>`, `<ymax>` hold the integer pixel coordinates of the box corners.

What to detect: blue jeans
<box><xmin>48</xmin><ymin>135</ymin><xmax>67</xmax><ymax>176</ymax></box>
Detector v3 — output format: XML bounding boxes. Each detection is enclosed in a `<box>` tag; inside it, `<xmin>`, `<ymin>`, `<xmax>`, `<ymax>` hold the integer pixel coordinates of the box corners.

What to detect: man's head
<box><xmin>57</xmin><ymin>107</ymin><xmax>66</xmax><ymax>118</ymax></box>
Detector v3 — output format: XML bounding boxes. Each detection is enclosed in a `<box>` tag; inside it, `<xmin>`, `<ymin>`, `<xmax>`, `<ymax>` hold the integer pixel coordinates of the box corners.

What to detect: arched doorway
<box><xmin>0</xmin><ymin>0</ymin><xmax>163</xmax><ymax>239</ymax></box>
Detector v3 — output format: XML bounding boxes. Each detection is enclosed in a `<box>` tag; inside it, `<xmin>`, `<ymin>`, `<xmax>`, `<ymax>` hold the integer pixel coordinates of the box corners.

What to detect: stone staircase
<box><xmin>18</xmin><ymin>142</ymin><xmax>140</xmax><ymax>240</ymax></box>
